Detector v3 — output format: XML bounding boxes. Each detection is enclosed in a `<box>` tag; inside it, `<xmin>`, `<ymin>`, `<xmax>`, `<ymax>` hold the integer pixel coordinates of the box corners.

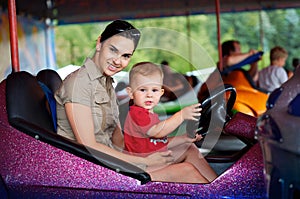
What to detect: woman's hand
<box><xmin>145</xmin><ymin>150</ymin><xmax>174</xmax><ymax>168</ymax></box>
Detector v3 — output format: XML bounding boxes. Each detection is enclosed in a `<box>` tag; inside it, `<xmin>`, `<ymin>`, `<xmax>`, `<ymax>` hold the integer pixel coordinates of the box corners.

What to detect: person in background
<box><xmin>258</xmin><ymin>46</ymin><xmax>288</xmax><ymax>93</ymax></box>
<box><xmin>55</xmin><ymin>20</ymin><xmax>210</xmax><ymax>183</ymax></box>
<box><xmin>198</xmin><ymin>40</ymin><xmax>261</xmax><ymax>101</ymax></box>
<box><xmin>220</xmin><ymin>40</ymin><xmax>260</xmax><ymax>82</ymax></box>
<box><xmin>286</xmin><ymin>58</ymin><xmax>300</xmax><ymax>78</ymax></box>
<box><xmin>124</xmin><ymin>62</ymin><xmax>217</xmax><ymax>182</ymax></box>
<box><xmin>292</xmin><ymin>58</ymin><xmax>300</xmax><ymax>69</ymax></box>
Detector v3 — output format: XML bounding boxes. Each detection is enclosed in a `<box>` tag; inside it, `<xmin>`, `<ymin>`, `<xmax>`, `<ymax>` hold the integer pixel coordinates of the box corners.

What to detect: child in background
<box><xmin>258</xmin><ymin>46</ymin><xmax>288</xmax><ymax>93</ymax></box>
<box><xmin>124</xmin><ymin>62</ymin><xmax>217</xmax><ymax>182</ymax></box>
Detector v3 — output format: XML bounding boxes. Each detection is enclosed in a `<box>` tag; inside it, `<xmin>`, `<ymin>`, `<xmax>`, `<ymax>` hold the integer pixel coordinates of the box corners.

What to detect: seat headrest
<box><xmin>6</xmin><ymin>71</ymin><xmax>55</xmax><ymax>132</ymax></box>
<box><xmin>36</xmin><ymin>69</ymin><xmax>62</xmax><ymax>93</ymax></box>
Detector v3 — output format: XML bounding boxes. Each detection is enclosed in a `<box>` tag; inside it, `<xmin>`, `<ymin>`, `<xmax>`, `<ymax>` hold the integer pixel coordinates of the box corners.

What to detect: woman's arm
<box><xmin>112</xmin><ymin>125</ymin><xmax>124</xmax><ymax>149</ymax></box>
<box><xmin>65</xmin><ymin>102</ymin><xmax>174</xmax><ymax>168</ymax></box>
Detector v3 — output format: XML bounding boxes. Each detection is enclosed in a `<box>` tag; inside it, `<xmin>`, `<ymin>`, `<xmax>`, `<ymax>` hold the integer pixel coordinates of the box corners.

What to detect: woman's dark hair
<box><xmin>161</xmin><ymin>60</ymin><xmax>169</xmax><ymax>65</ymax></box>
<box><xmin>100</xmin><ymin>20</ymin><xmax>141</xmax><ymax>49</ymax></box>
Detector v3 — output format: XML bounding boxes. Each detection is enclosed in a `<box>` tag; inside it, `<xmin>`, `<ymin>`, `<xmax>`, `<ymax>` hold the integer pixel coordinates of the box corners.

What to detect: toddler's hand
<box><xmin>181</xmin><ymin>103</ymin><xmax>201</xmax><ymax>121</ymax></box>
<box><xmin>185</xmin><ymin>133</ymin><xmax>203</xmax><ymax>143</ymax></box>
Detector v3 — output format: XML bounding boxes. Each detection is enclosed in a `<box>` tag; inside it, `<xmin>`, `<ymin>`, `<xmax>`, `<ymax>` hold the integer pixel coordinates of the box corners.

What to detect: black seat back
<box><xmin>6</xmin><ymin>71</ymin><xmax>55</xmax><ymax>132</ymax></box>
<box><xmin>36</xmin><ymin>69</ymin><xmax>62</xmax><ymax>93</ymax></box>
<box><xmin>5</xmin><ymin>71</ymin><xmax>151</xmax><ymax>184</ymax></box>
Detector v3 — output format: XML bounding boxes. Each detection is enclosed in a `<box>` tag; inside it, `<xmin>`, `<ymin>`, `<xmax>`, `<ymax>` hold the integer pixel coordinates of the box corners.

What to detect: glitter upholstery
<box><xmin>0</xmin><ymin>79</ymin><xmax>267</xmax><ymax>198</ymax></box>
<box><xmin>256</xmin><ymin>67</ymin><xmax>300</xmax><ymax>198</ymax></box>
<box><xmin>224</xmin><ymin>112</ymin><xmax>257</xmax><ymax>144</ymax></box>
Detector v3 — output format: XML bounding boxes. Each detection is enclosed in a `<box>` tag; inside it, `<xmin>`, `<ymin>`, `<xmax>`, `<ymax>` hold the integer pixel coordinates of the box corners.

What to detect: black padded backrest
<box><xmin>5</xmin><ymin>71</ymin><xmax>151</xmax><ymax>184</ymax></box>
<box><xmin>6</xmin><ymin>71</ymin><xmax>55</xmax><ymax>132</ymax></box>
<box><xmin>36</xmin><ymin>69</ymin><xmax>62</xmax><ymax>93</ymax></box>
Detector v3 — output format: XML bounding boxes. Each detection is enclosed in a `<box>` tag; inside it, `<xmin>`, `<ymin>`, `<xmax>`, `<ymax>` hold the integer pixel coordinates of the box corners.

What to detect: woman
<box><xmin>55</xmin><ymin>20</ymin><xmax>211</xmax><ymax>183</ymax></box>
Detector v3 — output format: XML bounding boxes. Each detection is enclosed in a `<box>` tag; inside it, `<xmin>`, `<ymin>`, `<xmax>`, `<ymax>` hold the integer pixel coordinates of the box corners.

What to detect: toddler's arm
<box><xmin>167</xmin><ymin>134</ymin><xmax>202</xmax><ymax>149</ymax></box>
<box><xmin>147</xmin><ymin>103</ymin><xmax>201</xmax><ymax>138</ymax></box>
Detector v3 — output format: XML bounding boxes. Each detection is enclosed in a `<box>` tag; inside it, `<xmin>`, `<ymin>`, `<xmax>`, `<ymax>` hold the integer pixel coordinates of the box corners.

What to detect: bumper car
<box><xmin>222</xmin><ymin>69</ymin><xmax>269</xmax><ymax>117</ymax></box>
<box><xmin>0</xmin><ymin>70</ymin><xmax>267</xmax><ymax>198</ymax></box>
<box><xmin>221</xmin><ymin>51</ymin><xmax>268</xmax><ymax>117</ymax></box>
<box><xmin>256</xmin><ymin>66</ymin><xmax>300</xmax><ymax>199</ymax></box>
<box><xmin>199</xmin><ymin>52</ymin><xmax>269</xmax><ymax>118</ymax></box>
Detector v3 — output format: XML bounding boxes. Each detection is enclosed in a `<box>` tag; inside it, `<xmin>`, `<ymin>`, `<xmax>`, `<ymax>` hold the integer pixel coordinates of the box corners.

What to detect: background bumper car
<box><xmin>256</xmin><ymin>66</ymin><xmax>300</xmax><ymax>199</ymax></box>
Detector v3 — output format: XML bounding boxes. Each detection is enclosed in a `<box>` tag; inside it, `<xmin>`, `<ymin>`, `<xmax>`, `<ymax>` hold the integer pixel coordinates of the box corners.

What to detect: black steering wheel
<box><xmin>186</xmin><ymin>84</ymin><xmax>236</xmax><ymax>137</ymax></box>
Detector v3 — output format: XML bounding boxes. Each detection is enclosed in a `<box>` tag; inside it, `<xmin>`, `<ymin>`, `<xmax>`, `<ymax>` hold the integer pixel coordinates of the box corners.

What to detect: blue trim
<box><xmin>38</xmin><ymin>81</ymin><xmax>57</xmax><ymax>131</ymax></box>
<box><xmin>221</xmin><ymin>51</ymin><xmax>264</xmax><ymax>75</ymax></box>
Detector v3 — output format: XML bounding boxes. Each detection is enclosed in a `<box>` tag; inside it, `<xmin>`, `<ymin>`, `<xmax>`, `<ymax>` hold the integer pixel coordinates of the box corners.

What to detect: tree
<box><xmin>54</xmin><ymin>8</ymin><xmax>300</xmax><ymax>73</ymax></box>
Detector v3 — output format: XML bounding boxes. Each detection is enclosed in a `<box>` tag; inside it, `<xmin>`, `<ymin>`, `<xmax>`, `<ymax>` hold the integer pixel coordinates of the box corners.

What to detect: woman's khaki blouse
<box><xmin>55</xmin><ymin>58</ymin><xmax>119</xmax><ymax>149</ymax></box>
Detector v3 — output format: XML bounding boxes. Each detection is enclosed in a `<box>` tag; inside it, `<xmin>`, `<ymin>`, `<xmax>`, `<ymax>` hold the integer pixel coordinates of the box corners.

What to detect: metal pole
<box><xmin>186</xmin><ymin>12</ymin><xmax>193</xmax><ymax>71</ymax></box>
<box><xmin>8</xmin><ymin>0</ymin><xmax>20</xmax><ymax>72</ymax></box>
<box><xmin>215</xmin><ymin>0</ymin><xmax>222</xmax><ymax>71</ymax></box>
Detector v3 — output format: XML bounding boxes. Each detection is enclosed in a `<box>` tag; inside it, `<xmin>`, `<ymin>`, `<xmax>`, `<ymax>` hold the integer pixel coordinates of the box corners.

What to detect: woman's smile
<box><xmin>108</xmin><ymin>63</ymin><xmax>118</xmax><ymax>71</ymax></box>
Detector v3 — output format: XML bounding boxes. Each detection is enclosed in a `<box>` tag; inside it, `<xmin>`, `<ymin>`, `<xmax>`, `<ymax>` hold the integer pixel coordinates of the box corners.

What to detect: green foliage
<box><xmin>54</xmin><ymin>8</ymin><xmax>300</xmax><ymax>73</ymax></box>
<box><xmin>54</xmin><ymin>23</ymin><xmax>102</xmax><ymax>66</ymax></box>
